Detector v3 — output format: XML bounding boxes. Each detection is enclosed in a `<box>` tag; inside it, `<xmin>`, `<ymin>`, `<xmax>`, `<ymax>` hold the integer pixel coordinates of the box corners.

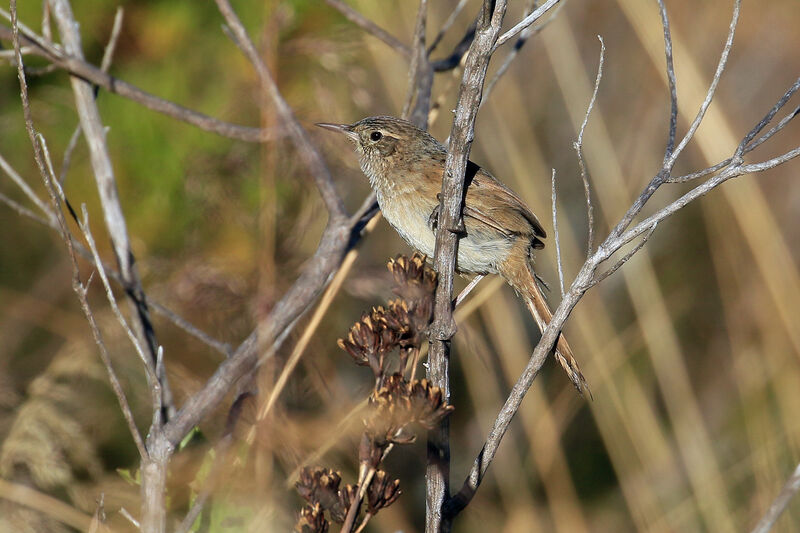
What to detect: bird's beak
<box><xmin>315</xmin><ymin>122</ymin><xmax>358</xmax><ymax>143</ymax></box>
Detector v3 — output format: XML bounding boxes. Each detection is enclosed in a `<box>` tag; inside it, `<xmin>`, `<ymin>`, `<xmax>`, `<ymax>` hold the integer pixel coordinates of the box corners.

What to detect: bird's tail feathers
<box><xmin>502</xmin><ymin>256</ymin><xmax>590</xmax><ymax>396</ymax></box>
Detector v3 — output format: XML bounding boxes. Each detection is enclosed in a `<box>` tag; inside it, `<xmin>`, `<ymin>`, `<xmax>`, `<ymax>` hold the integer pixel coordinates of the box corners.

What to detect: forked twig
<box><xmin>574</xmin><ymin>35</ymin><xmax>604</xmax><ymax>256</ymax></box>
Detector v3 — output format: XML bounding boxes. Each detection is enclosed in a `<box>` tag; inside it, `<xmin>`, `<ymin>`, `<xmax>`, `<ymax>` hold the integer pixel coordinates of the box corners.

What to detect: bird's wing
<box><xmin>463</xmin><ymin>161</ymin><xmax>547</xmax><ymax>246</ymax></box>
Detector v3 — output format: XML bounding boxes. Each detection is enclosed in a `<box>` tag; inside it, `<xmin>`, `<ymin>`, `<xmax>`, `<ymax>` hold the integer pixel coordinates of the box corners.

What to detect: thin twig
<box><xmin>75</xmin><ymin>203</ymin><xmax>162</xmax><ymax>411</ymax></box>
<box><xmin>454</xmin><ymin>274</ymin><xmax>485</xmax><ymax>308</ymax></box>
<box><xmin>323</xmin><ymin>0</ymin><xmax>411</xmax><ymax>57</ymax></box>
<box><xmin>402</xmin><ymin>0</ymin><xmax>430</xmax><ymax>126</ymax></box>
<box><xmin>657</xmin><ymin>0</ymin><xmax>678</xmax><ymax>161</ymax></box>
<box><xmin>670</xmin><ymin>102</ymin><xmax>800</xmax><ymax>183</ymax></box>
<box><xmin>750</xmin><ymin>462</ymin><xmax>800</xmax><ymax>533</ymax></box>
<box><xmin>428</xmin><ymin>0</ymin><xmax>469</xmax><ymax>53</ymax></box>
<box><xmin>43</xmin><ymin>135</ymin><xmax>150</xmax><ymax>459</ymax></box>
<box><xmin>573</xmin><ymin>35</ymin><xmax>604</xmax><ymax>256</ymax></box>
<box><xmin>587</xmin><ymin>223</ymin><xmax>658</xmax><ymax>289</ymax></box>
<box><xmin>734</xmin><ymin>77</ymin><xmax>800</xmax><ymax>161</ymax></box>
<box><xmin>0</xmin><ymin>19</ymin><xmax>277</xmax><ymax>143</ymax></box>
<box><xmin>494</xmin><ymin>0</ymin><xmax>562</xmax><ymax>50</ymax></box>
<box><xmin>482</xmin><ymin>0</ymin><xmax>565</xmax><ymax>106</ymax></box>
<box><xmin>0</xmin><ymin>190</ymin><xmax>52</xmax><ymax>226</ymax></box>
<box><xmin>551</xmin><ymin>169</ymin><xmax>566</xmax><ymax>296</ymax></box>
<box><xmin>0</xmin><ymin>151</ymin><xmax>53</xmax><ymax>220</ymax></box>
<box><xmin>100</xmin><ymin>7</ymin><xmax>123</xmax><ymax>72</ymax></box>
<box><xmin>48</xmin><ymin>0</ymin><xmax>174</xmax><ymax>423</ymax></box>
<box><xmin>10</xmin><ymin>0</ymin><xmax>147</xmax><ymax>462</ymax></box>
<box><xmin>606</xmin><ymin>0</ymin><xmax>741</xmax><ymax>243</ymax></box>
<box><xmin>215</xmin><ymin>0</ymin><xmax>347</xmax><ymax>219</ymax></box>
<box><xmin>428</xmin><ymin>1</ymin><xmax>510</xmax><ymax>530</ymax></box>
<box><xmin>664</xmin><ymin>0</ymin><xmax>740</xmax><ymax>170</ymax></box>
<box><xmin>60</xmin><ymin>6</ymin><xmax>123</xmax><ymax>186</ymax></box>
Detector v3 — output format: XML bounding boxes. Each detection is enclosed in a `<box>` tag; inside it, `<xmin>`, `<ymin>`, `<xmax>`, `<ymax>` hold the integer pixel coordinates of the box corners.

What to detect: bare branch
<box><xmin>74</xmin><ymin>202</ymin><xmax>162</xmax><ymax>413</ymax></box>
<box><xmin>428</xmin><ymin>0</ymin><xmax>469</xmax><ymax>53</ymax></box>
<box><xmin>449</xmin><ymin>1</ymin><xmax>799</xmax><ymax>522</ymax></box>
<box><xmin>482</xmin><ymin>0</ymin><xmax>563</xmax><ymax>106</ymax></box>
<box><xmin>574</xmin><ymin>35</ymin><xmax>604</xmax><ymax>256</ymax></box>
<box><xmin>0</xmin><ymin>20</ymin><xmax>278</xmax><ymax>142</ymax></box>
<box><xmin>215</xmin><ymin>0</ymin><xmax>347</xmax><ymax>219</ymax></box>
<box><xmin>494</xmin><ymin>0</ymin><xmax>563</xmax><ymax>50</ymax></box>
<box><xmin>60</xmin><ymin>6</ymin><xmax>124</xmax><ymax>186</ymax></box>
<box><xmin>454</xmin><ymin>274</ymin><xmax>485</xmax><ymax>308</ymax></box>
<box><xmin>734</xmin><ymin>76</ymin><xmax>800</xmax><ymax>160</ymax></box>
<box><xmin>751</xmin><ymin>462</ymin><xmax>800</xmax><ymax>533</ymax></box>
<box><xmin>428</xmin><ymin>1</ymin><xmax>510</xmax><ymax>529</ymax></box>
<box><xmin>670</xmin><ymin>102</ymin><xmax>800</xmax><ymax>183</ymax></box>
<box><xmin>615</xmin><ymin>147</ymin><xmax>799</xmax><ymax>255</ymax></box>
<box><xmin>587</xmin><ymin>223</ymin><xmax>658</xmax><ymax>289</ymax></box>
<box><xmin>100</xmin><ymin>7</ymin><xmax>123</xmax><ymax>72</ymax></box>
<box><xmin>657</xmin><ymin>0</ymin><xmax>678</xmax><ymax>161</ymax></box>
<box><xmin>551</xmin><ymin>168</ymin><xmax>566</xmax><ymax>297</ymax></box>
<box><xmin>431</xmin><ymin>19</ymin><xmax>476</xmax><ymax>73</ymax></box>
<box><xmin>0</xmin><ymin>151</ymin><xmax>53</xmax><ymax>221</ymax></box>
<box><xmin>324</xmin><ymin>0</ymin><xmax>411</xmax><ymax>57</ymax></box>
<box><xmin>10</xmin><ymin>1</ymin><xmax>148</xmax><ymax>462</ymax></box>
<box><xmin>402</xmin><ymin>0</ymin><xmax>432</xmax><ymax>128</ymax></box>
<box><xmin>0</xmin><ymin>189</ymin><xmax>52</xmax><ymax>226</ymax></box>
<box><xmin>665</xmin><ymin>0</ymin><xmax>740</xmax><ymax>170</ymax></box>
<box><xmin>48</xmin><ymin>0</ymin><xmax>174</xmax><ymax>420</ymax></box>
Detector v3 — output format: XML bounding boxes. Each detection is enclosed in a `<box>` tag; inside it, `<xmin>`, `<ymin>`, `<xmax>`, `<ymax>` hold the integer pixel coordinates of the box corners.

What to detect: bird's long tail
<box><xmin>500</xmin><ymin>257</ymin><xmax>589</xmax><ymax>396</ymax></box>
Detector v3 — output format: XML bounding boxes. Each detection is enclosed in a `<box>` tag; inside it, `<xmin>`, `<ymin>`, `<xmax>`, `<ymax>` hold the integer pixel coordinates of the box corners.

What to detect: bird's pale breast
<box><xmin>377</xmin><ymin>190</ymin><xmax>513</xmax><ymax>275</ymax></box>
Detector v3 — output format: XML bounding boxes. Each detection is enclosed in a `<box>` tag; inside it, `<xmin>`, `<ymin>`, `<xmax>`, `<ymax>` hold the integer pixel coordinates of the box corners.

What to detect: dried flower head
<box><xmin>296</xmin><ymin>467</ymin><xmax>342</xmax><ymax>511</ymax></box>
<box><xmin>296</xmin><ymin>503</ymin><xmax>328</xmax><ymax>533</ymax></box>
<box><xmin>366</xmin><ymin>470</ymin><xmax>401</xmax><ymax>514</ymax></box>
<box><xmin>331</xmin><ymin>483</ymin><xmax>358</xmax><ymax>523</ymax></box>
<box><xmin>337</xmin><ymin>307</ymin><xmax>404</xmax><ymax>375</ymax></box>
<box><xmin>366</xmin><ymin>374</ymin><xmax>454</xmax><ymax>443</ymax></box>
<box><xmin>388</xmin><ymin>253</ymin><xmax>437</xmax><ymax>300</ymax></box>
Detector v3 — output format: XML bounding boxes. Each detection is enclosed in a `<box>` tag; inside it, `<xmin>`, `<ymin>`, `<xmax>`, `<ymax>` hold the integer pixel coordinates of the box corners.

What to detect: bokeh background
<box><xmin>1</xmin><ymin>0</ymin><xmax>799</xmax><ymax>531</ymax></box>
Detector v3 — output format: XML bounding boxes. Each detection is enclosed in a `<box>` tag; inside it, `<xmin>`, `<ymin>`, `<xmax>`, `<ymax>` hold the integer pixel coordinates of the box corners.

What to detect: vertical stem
<box><xmin>427</xmin><ymin>2</ymin><xmax>508</xmax><ymax>531</ymax></box>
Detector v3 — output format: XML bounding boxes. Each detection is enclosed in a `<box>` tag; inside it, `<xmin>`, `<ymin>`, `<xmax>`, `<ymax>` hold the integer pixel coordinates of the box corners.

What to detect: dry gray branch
<box><xmin>428</xmin><ymin>0</ymin><xmax>469</xmax><ymax>53</ymax></box>
<box><xmin>448</xmin><ymin>0</ymin><xmax>798</xmax><ymax>523</ymax></box>
<box><xmin>657</xmin><ymin>0</ymin><xmax>678</xmax><ymax>160</ymax></box>
<box><xmin>574</xmin><ymin>35</ymin><xmax>604</xmax><ymax>257</ymax></box>
<box><xmin>59</xmin><ymin>6</ymin><xmax>123</xmax><ymax>185</ymax></box>
<box><xmin>482</xmin><ymin>0</ymin><xmax>564</xmax><ymax>105</ymax></box>
<box><xmin>427</xmin><ymin>1</ymin><xmax>515</xmax><ymax>530</ymax></box>
<box><xmin>0</xmin><ymin>14</ymin><xmax>277</xmax><ymax>143</ymax></box>
<box><xmin>215</xmin><ymin>0</ymin><xmax>346</xmax><ymax>219</ymax></box>
<box><xmin>324</xmin><ymin>0</ymin><xmax>411</xmax><ymax>57</ymax></box>
<box><xmin>551</xmin><ymin>168</ymin><xmax>566</xmax><ymax>296</ymax></box>
<box><xmin>48</xmin><ymin>0</ymin><xmax>175</xmax><ymax>422</ymax></box>
<box><xmin>494</xmin><ymin>0</ymin><xmax>562</xmax><ymax>49</ymax></box>
<box><xmin>0</xmin><ymin>152</ymin><xmax>52</xmax><ymax>221</ymax></box>
<box><xmin>9</xmin><ymin>0</ymin><xmax>147</xmax><ymax>466</ymax></box>
<box><xmin>751</xmin><ymin>462</ymin><xmax>800</xmax><ymax>533</ymax></box>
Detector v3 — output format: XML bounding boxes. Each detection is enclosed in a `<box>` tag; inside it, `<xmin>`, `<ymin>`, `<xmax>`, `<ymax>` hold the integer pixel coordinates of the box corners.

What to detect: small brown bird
<box><xmin>317</xmin><ymin>116</ymin><xmax>587</xmax><ymax>393</ymax></box>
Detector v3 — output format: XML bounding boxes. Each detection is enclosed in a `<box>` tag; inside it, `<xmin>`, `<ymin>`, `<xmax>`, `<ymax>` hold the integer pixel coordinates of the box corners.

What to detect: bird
<box><xmin>317</xmin><ymin>115</ymin><xmax>587</xmax><ymax>394</ymax></box>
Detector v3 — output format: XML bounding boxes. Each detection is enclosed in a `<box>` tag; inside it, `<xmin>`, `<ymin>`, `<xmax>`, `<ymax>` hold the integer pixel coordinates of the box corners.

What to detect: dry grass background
<box><xmin>1</xmin><ymin>0</ymin><xmax>799</xmax><ymax>531</ymax></box>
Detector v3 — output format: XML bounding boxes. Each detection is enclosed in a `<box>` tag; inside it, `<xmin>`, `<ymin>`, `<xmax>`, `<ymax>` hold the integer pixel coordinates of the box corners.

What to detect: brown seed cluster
<box><xmin>295</xmin><ymin>466</ymin><xmax>401</xmax><ymax>532</ymax></box>
<box><xmin>297</xmin><ymin>254</ymin><xmax>449</xmax><ymax>532</ymax></box>
<box><xmin>366</xmin><ymin>373</ymin><xmax>454</xmax><ymax>447</ymax></box>
<box><xmin>337</xmin><ymin>253</ymin><xmax>436</xmax><ymax>379</ymax></box>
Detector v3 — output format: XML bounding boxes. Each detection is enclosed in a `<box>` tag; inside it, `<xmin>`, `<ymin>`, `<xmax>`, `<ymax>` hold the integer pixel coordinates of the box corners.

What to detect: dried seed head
<box><xmin>331</xmin><ymin>483</ymin><xmax>358</xmax><ymax>523</ymax></box>
<box><xmin>388</xmin><ymin>253</ymin><xmax>437</xmax><ymax>304</ymax></box>
<box><xmin>366</xmin><ymin>373</ymin><xmax>454</xmax><ymax>443</ymax></box>
<box><xmin>296</xmin><ymin>467</ymin><xmax>342</xmax><ymax>511</ymax></box>
<box><xmin>296</xmin><ymin>503</ymin><xmax>329</xmax><ymax>533</ymax></box>
<box><xmin>366</xmin><ymin>470</ymin><xmax>402</xmax><ymax>514</ymax></box>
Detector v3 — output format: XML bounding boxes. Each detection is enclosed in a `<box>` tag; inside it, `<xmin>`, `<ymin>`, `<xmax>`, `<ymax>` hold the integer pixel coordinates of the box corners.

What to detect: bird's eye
<box><xmin>370</xmin><ymin>131</ymin><xmax>383</xmax><ymax>142</ymax></box>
